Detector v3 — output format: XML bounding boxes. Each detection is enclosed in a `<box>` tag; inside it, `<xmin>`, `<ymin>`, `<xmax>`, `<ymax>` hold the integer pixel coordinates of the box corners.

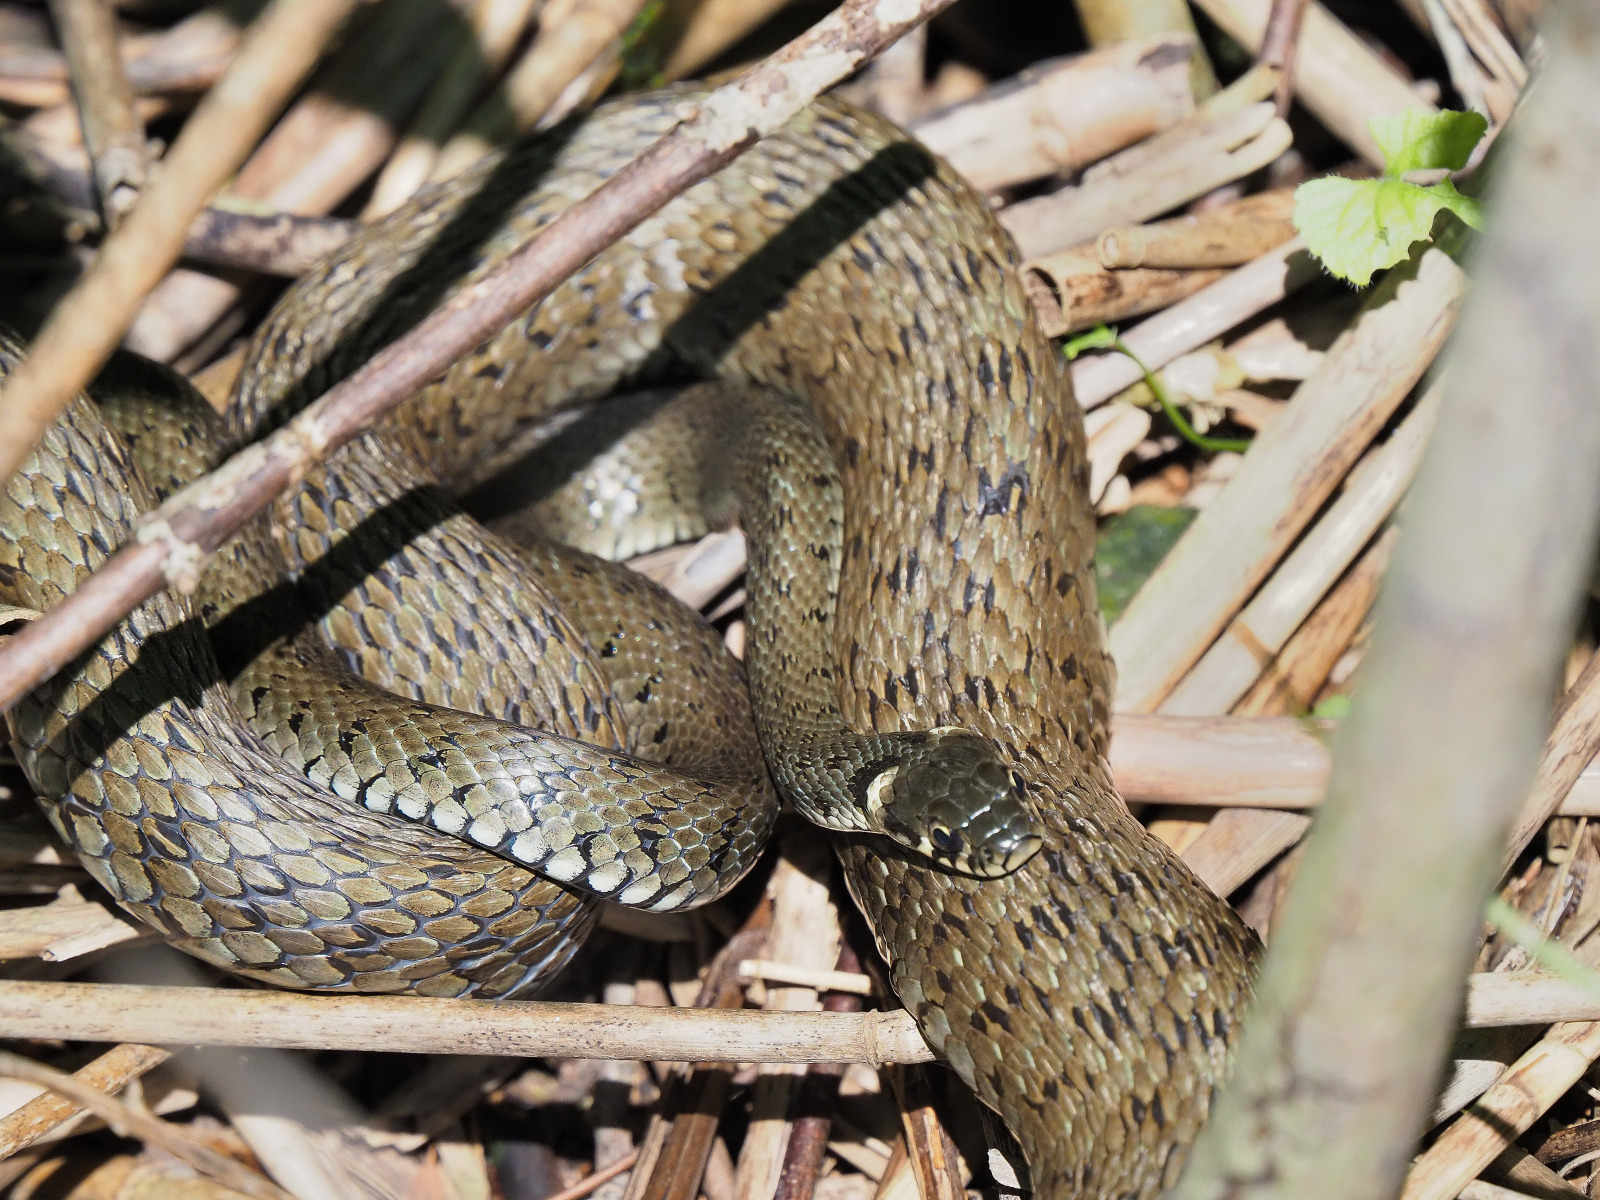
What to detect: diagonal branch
<box><xmin>0</xmin><ymin>0</ymin><xmax>960</xmax><ymax>720</ymax></box>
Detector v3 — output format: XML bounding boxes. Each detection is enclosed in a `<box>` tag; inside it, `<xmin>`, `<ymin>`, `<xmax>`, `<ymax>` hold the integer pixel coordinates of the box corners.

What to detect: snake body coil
<box><xmin>0</xmin><ymin>90</ymin><xmax>1257</xmax><ymax>1197</ymax></box>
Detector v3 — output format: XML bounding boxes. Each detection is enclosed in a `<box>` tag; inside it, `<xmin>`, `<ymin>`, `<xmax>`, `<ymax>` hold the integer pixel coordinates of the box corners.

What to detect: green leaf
<box><xmin>1485</xmin><ymin>897</ymin><xmax>1600</xmax><ymax>1001</ymax></box>
<box><xmin>1311</xmin><ymin>694</ymin><xmax>1352</xmax><ymax>721</ymax></box>
<box><xmin>1370</xmin><ymin>109</ymin><xmax>1489</xmax><ymax>175</ymax></box>
<box><xmin>1293</xmin><ymin>176</ymin><xmax>1483</xmax><ymax>287</ymax></box>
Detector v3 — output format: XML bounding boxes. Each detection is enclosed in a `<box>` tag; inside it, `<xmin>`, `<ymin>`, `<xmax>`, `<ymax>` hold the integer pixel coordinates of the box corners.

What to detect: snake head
<box><xmin>863</xmin><ymin>728</ymin><xmax>1043</xmax><ymax>877</ymax></box>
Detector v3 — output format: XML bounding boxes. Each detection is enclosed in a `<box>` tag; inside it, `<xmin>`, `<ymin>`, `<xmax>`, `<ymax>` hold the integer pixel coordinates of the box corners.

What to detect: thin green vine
<box><xmin>1062</xmin><ymin>325</ymin><xmax>1253</xmax><ymax>455</ymax></box>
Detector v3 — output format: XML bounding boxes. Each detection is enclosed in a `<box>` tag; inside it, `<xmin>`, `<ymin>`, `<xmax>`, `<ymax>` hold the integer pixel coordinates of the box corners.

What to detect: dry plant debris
<box><xmin>0</xmin><ymin>0</ymin><xmax>1585</xmax><ymax>1196</ymax></box>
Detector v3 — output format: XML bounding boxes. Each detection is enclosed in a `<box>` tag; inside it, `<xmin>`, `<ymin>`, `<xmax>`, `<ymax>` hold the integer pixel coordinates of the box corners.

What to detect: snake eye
<box><xmin>928</xmin><ymin>824</ymin><xmax>963</xmax><ymax>855</ymax></box>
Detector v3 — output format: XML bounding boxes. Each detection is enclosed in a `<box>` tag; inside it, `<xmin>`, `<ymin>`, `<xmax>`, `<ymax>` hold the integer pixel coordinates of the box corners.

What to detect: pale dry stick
<box><xmin>1177</xmin><ymin>532</ymin><xmax>1394</xmax><ymax>893</ymax></box>
<box><xmin>628</xmin><ymin>531</ymin><xmax>749</xmax><ymax>611</ymax></box>
<box><xmin>905</xmin><ymin>35</ymin><xmax>1197</xmax><ymax>193</ymax></box>
<box><xmin>1106</xmin><ymin>717</ymin><xmax>1600</xmax><ymax>816</ymax></box>
<box><xmin>1503</xmin><ymin>650</ymin><xmax>1600</xmax><ymax>870</ymax></box>
<box><xmin>1402</xmin><ymin>1022</ymin><xmax>1600</xmax><ymax>1200</ymax></box>
<box><xmin>0</xmin><ymin>0</ymin><xmax>964</xmax><ymax>717</ymax></box>
<box><xmin>1108</xmin><ymin>244</ymin><xmax>1466</xmax><ymax>712</ymax></box>
<box><xmin>1069</xmin><ymin>237</ymin><xmax>1321</xmax><ymax>408</ymax></box>
<box><xmin>1162</xmin><ymin>383</ymin><xmax>1440</xmax><ymax>715</ymax></box>
<box><xmin>738</xmin><ymin>960</ymin><xmax>875</xmax><ymax>995</ymax></box>
<box><xmin>2</xmin><ymin>125</ymin><xmax>359</xmax><ymax>276</ymax></box>
<box><xmin>0</xmin><ymin>1050</ymin><xmax>290</xmax><ymax>1200</ymax></box>
<box><xmin>0</xmin><ymin>1042</ymin><xmax>170</xmax><ymax>1157</ymax></box>
<box><xmin>1169</xmin><ymin>3</ymin><xmax>1600</xmax><ymax>1191</ymax></box>
<box><xmin>129</xmin><ymin>0</ymin><xmax>463</xmax><ymax>361</ymax></box>
<box><xmin>1096</xmin><ymin>188</ymin><xmax>1295</xmax><ymax>267</ymax></box>
<box><xmin>0</xmin><ymin>2</ymin><xmax>246</xmax><ymax>107</ymax></box>
<box><xmin>48</xmin><ymin>0</ymin><xmax>147</xmax><ymax>226</ymax></box>
<box><xmin>662</xmin><ymin>0</ymin><xmax>790</xmax><ymax>81</ymax></box>
<box><xmin>999</xmin><ymin>101</ymin><xmax>1292</xmax><ymax>259</ymax></box>
<box><xmin>364</xmin><ymin>0</ymin><xmax>543</xmax><ymax>217</ymax></box>
<box><xmin>1025</xmin><ymin>252</ymin><xmax>1226</xmax><ymax>338</ymax></box>
<box><xmin>851</xmin><ymin>22</ymin><xmax>926</xmax><ymax>124</ymax></box>
<box><xmin>1257</xmin><ymin>0</ymin><xmax>1311</xmax><ymax>113</ymax></box>
<box><xmin>0</xmin><ymin>980</ymin><xmax>935</xmax><ymax>1062</ymax></box>
<box><xmin>430</xmin><ymin>0</ymin><xmax>649</xmax><ymax>182</ymax></box>
<box><xmin>1231</xmin><ymin>526</ymin><xmax>1395</xmax><ymax>718</ymax></box>
<box><xmin>1069</xmin><ymin>0</ymin><xmax>1217</xmax><ymax>99</ymax></box>
<box><xmin>1423</xmin><ymin>0</ymin><xmax>1494</xmax><ymax>116</ymax></box>
<box><xmin>734</xmin><ymin>836</ymin><xmax>843</xmax><ymax>1200</ymax></box>
<box><xmin>0</xmin><ymin>0</ymin><xmax>360</xmax><ymax>493</ymax></box>
<box><xmin>1023</xmin><ymin>187</ymin><xmax>1294</xmax><ymax>335</ymax></box>
<box><xmin>1188</xmin><ymin>0</ymin><xmax>1434</xmax><ymax>165</ymax></box>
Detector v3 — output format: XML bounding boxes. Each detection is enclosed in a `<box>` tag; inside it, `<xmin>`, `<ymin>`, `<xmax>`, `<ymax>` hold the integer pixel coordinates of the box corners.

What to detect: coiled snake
<box><xmin>0</xmin><ymin>89</ymin><xmax>1257</xmax><ymax>1198</ymax></box>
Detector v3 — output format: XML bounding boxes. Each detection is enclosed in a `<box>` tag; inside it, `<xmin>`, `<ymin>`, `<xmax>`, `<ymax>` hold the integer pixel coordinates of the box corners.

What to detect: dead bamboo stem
<box><xmin>0</xmin><ymin>981</ymin><xmax>934</xmax><ymax>1063</ymax></box>
<box><xmin>0</xmin><ymin>0</ymin><xmax>361</xmax><ymax>493</ymax></box>
<box><xmin>0</xmin><ymin>0</ymin><xmax>962</xmax><ymax>720</ymax></box>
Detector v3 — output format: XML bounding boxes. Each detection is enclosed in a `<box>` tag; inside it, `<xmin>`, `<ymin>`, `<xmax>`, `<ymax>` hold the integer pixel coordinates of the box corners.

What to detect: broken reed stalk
<box><xmin>1069</xmin><ymin>238</ymin><xmax>1320</xmax><ymax>408</ymax></box>
<box><xmin>0</xmin><ymin>0</ymin><xmax>962</xmax><ymax>720</ymax></box>
<box><xmin>0</xmin><ymin>0</ymin><xmax>362</xmax><ymax>493</ymax></box>
<box><xmin>1109</xmin><ymin>244</ymin><xmax>1467</xmax><ymax>713</ymax></box>
<box><xmin>48</xmin><ymin>0</ymin><xmax>147</xmax><ymax>226</ymax></box>
<box><xmin>1168</xmin><ymin>1</ymin><xmax>1600</xmax><ymax>1190</ymax></box>
<box><xmin>0</xmin><ymin>980</ymin><xmax>934</xmax><ymax>1063</ymax></box>
<box><xmin>0</xmin><ymin>1049</ymin><xmax>289</xmax><ymax>1199</ymax></box>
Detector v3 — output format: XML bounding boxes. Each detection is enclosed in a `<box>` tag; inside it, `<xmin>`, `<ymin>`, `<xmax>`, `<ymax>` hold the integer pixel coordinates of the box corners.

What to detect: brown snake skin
<box><xmin>1</xmin><ymin>89</ymin><xmax>1258</xmax><ymax>1197</ymax></box>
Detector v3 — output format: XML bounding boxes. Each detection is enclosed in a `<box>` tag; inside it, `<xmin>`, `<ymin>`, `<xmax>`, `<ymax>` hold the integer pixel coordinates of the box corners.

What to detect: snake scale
<box><xmin>0</xmin><ymin>88</ymin><xmax>1257</xmax><ymax>1197</ymax></box>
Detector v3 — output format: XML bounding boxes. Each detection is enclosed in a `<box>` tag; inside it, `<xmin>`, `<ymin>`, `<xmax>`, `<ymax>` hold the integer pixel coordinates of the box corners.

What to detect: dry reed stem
<box><xmin>1401</xmin><ymin>1022</ymin><xmax>1600</xmax><ymax>1200</ymax></box>
<box><xmin>0</xmin><ymin>1043</ymin><xmax>170</xmax><ymax>1158</ymax></box>
<box><xmin>365</xmin><ymin>0</ymin><xmax>543</xmax><ymax>217</ymax></box>
<box><xmin>1026</xmin><ymin>252</ymin><xmax>1226</xmax><ymax>338</ymax></box>
<box><xmin>1096</xmin><ymin>189</ymin><xmax>1295</xmax><ymax>268</ymax></box>
<box><xmin>1504</xmin><ymin>650</ymin><xmax>1600</xmax><ymax>869</ymax></box>
<box><xmin>1069</xmin><ymin>0</ymin><xmax>1218</xmax><ymax>98</ymax></box>
<box><xmin>431</xmin><ymin>0</ymin><xmax>650</xmax><ymax>182</ymax></box>
<box><xmin>556</xmin><ymin>1150</ymin><xmax>645</xmax><ymax>1200</ymax></box>
<box><xmin>662</xmin><ymin>0</ymin><xmax>793</xmax><ymax>81</ymax></box>
<box><xmin>181</xmin><ymin>207</ymin><xmax>357</xmax><ymax>277</ymax></box>
<box><xmin>1170</xmin><ymin>7</ymin><xmax>1600</xmax><ymax>1189</ymax></box>
<box><xmin>735</xmin><ymin>838</ymin><xmax>842</xmax><ymax>1200</ymax></box>
<box><xmin>1188</xmin><ymin>0</ymin><xmax>1433</xmax><ymax>164</ymax></box>
<box><xmin>0</xmin><ymin>0</ymin><xmax>963</xmax><ymax>720</ymax></box>
<box><xmin>1109</xmin><ymin>246</ymin><xmax>1466</xmax><ymax>712</ymax></box>
<box><xmin>1024</xmin><ymin>186</ymin><xmax>1293</xmax><ymax>335</ymax></box>
<box><xmin>739</xmin><ymin>960</ymin><xmax>874</xmax><ymax>995</ymax></box>
<box><xmin>0</xmin><ymin>0</ymin><xmax>360</xmax><ymax>493</ymax></box>
<box><xmin>0</xmin><ymin>1049</ymin><xmax>289</xmax><ymax>1199</ymax></box>
<box><xmin>1161</xmin><ymin>383</ymin><xmax>1439</xmax><ymax>716</ymax></box>
<box><xmin>0</xmin><ymin>980</ymin><xmax>933</xmax><ymax>1062</ymax></box>
<box><xmin>1069</xmin><ymin>238</ymin><xmax>1319</xmax><ymax>408</ymax></box>
<box><xmin>1000</xmin><ymin>100</ymin><xmax>1292</xmax><ymax>259</ymax></box>
<box><xmin>48</xmin><ymin>0</ymin><xmax>146</xmax><ymax>226</ymax></box>
<box><xmin>906</xmin><ymin>35</ymin><xmax>1197</xmax><ymax>193</ymax></box>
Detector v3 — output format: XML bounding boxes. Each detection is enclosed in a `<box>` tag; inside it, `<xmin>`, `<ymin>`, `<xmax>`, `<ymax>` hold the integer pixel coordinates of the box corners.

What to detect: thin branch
<box><xmin>0</xmin><ymin>0</ymin><xmax>362</xmax><ymax>493</ymax></box>
<box><xmin>48</xmin><ymin>0</ymin><xmax>147</xmax><ymax>225</ymax></box>
<box><xmin>0</xmin><ymin>1049</ymin><xmax>291</xmax><ymax>1200</ymax></box>
<box><xmin>0</xmin><ymin>980</ymin><xmax>935</xmax><ymax>1063</ymax></box>
<box><xmin>0</xmin><ymin>0</ymin><xmax>963</xmax><ymax>720</ymax></box>
<box><xmin>1256</xmin><ymin>0</ymin><xmax>1311</xmax><ymax>113</ymax></box>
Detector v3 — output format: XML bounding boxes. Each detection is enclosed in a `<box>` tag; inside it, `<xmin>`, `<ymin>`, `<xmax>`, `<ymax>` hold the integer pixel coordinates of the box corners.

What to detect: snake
<box><xmin>0</xmin><ymin>87</ymin><xmax>1259</xmax><ymax>1198</ymax></box>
